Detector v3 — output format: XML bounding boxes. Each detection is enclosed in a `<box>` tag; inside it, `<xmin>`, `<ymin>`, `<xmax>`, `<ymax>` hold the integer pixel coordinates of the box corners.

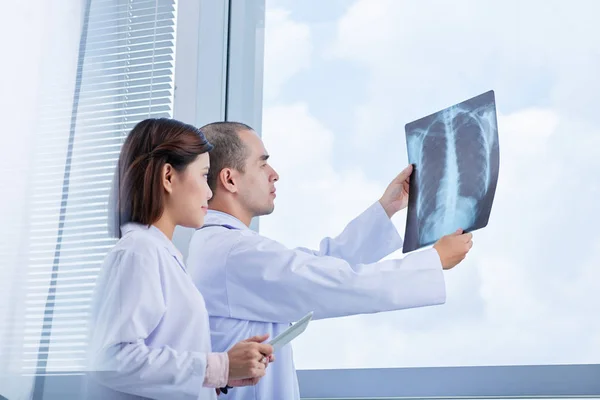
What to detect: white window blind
<box><xmin>20</xmin><ymin>0</ymin><xmax>179</xmax><ymax>380</ymax></box>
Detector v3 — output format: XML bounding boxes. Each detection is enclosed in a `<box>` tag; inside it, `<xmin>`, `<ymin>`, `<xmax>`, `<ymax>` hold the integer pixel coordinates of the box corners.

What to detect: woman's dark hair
<box><xmin>109</xmin><ymin>118</ymin><xmax>213</xmax><ymax>236</ymax></box>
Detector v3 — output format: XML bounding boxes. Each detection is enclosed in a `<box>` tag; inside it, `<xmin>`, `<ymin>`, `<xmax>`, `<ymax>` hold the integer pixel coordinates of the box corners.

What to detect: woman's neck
<box><xmin>152</xmin><ymin>216</ymin><xmax>176</xmax><ymax>241</ymax></box>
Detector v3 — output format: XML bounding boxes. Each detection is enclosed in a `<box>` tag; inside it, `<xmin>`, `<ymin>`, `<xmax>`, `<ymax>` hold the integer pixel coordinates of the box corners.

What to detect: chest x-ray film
<box><xmin>402</xmin><ymin>90</ymin><xmax>499</xmax><ymax>253</ymax></box>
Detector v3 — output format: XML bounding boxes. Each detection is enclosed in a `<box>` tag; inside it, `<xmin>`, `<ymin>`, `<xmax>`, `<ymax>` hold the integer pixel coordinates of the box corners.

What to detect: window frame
<box><xmin>223</xmin><ymin>0</ymin><xmax>600</xmax><ymax>398</ymax></box>
<box><xmin>296</xmin><ymin>364</ymin><xmax>600</xmax><ymax>399</ymax></box>
<box><xmin>170</xmin><ymin>0</ymin><xmax>232</xmax><ymax>258</ymax></box>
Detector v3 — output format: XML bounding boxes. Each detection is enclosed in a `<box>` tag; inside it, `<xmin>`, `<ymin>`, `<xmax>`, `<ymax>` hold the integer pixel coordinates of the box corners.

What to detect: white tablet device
<box><xmin>268</xmin><ymin>311</ymin><xmax>313</xmax><ymax>351</ymax></box>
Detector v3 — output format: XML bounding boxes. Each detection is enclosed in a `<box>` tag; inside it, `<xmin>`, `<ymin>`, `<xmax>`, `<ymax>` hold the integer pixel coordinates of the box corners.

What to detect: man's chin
<box><xmin>257</xmin><ymin>204</ymin><xmax>275</xmax><ymax>217</ymax></box>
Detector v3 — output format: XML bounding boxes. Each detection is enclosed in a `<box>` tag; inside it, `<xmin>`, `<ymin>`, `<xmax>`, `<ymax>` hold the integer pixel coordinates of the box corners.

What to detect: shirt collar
<box><xmin>203</xmin><ymin>210</ymin><xmax>250</xmax><ymax>231</ymax></box>
<box><xmin>120</xmin><ymin>222</ymin><xmax>186</xmax><ymax>269</ymax></box>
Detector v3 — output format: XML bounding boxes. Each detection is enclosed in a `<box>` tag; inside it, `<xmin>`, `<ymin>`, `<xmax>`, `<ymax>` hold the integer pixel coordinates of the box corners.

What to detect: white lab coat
<box><xmin>186</xmin><ymin>201</ymin><xmax>446</xmax><ymax>400</ymax></box>
<box><xmin>85</xmin><ymin>223</ymin><xmax>219</xmax><ymax>400</ymax></box>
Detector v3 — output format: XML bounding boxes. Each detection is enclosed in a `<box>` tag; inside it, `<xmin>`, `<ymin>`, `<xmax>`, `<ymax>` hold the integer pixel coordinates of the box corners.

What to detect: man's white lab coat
<box><xmin>187</xmin><ymin>201</ymin><xmax>446</xmax><ymax>400</ymax></box>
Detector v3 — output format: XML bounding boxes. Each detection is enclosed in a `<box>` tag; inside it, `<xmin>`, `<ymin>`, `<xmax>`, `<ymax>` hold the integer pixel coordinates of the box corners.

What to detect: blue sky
<box><xmin>259</xmin><ymin>0</ymin><xmax>600</xmax><ymax>369</ymax></box>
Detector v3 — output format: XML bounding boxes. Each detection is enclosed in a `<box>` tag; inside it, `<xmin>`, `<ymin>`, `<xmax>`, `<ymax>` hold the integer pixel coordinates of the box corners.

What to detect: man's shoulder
<box><xmin>189</xmin><ymin>221</ymin><xmax>291</xmax><ymax>264</ymax></box>
<box><xmin>187</xmin><ymin>226</ymin><xmax>251</xmax><ymax>270</ymax></box>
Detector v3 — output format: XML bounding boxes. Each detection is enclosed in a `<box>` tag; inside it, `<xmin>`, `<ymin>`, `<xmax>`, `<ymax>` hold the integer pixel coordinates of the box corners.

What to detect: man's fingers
<box><xmin>396</xmin><ymin>164</ymin><xmax>413</xmax><ymax>181</ymax></box>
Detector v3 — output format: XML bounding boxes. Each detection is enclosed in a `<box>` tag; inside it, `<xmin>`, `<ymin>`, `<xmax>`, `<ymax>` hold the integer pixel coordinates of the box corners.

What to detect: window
<box><xmin>1</xmin><ymin>1</ymin><xmax>231</xmax><ymax>398</ymax></box>
<box><xmin>0</xmin><ymin>1</ymin><xmax>179</xmax><ymax>398</ymax></box>
<box><xmin>1</xmin><ymin>0</ymin><xmax>231</xmax><ymax>397</ymax></box>
<box><xmin>31</xmin><ymin>0</ymin><xmax>179</xmax><ymax>376</ymax></box>
<box><xmin>258</xmin><ymin>0</ymin><xmax>600</xmax><ymax>371</ymax></box>
<box><xmin>0</xmin><ymin>2</ymin><xmax>88</xmax><ymax>398</ymax></box>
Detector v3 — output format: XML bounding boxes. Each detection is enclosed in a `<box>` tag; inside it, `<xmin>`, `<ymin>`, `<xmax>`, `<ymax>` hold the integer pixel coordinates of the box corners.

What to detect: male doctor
<box><xmin>187</xmin><ymin>122</ymin><xmax>473</xmax><ymax>400</ymax></box>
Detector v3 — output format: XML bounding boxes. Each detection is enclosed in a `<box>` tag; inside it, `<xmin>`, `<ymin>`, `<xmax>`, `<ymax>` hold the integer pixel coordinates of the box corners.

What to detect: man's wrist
<box><xmin>378</xmin><ymin>198</ymin><xmax>395</xmax><ymax>218</ymax></box>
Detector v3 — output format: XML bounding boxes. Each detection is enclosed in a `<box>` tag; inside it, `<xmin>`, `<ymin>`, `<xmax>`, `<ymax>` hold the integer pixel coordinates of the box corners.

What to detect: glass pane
<box><xmin>260</xmin><ymin>0</ymin><xmax>600</xmax><ymax>369</ymax></box>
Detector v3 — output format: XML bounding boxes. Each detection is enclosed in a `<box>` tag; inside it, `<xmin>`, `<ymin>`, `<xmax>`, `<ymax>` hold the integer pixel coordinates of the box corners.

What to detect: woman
<box><xmin>85</xmin><ymin>118</ymin><xmax>273</xmax><ymax>399</ymax></box>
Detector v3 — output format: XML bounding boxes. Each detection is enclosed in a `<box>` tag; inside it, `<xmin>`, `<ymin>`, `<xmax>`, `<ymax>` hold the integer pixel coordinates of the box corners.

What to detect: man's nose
<box><xmin>270</xmin><ymin>166</ymin><xmax>279</xmax><ymax>182</ymax></box>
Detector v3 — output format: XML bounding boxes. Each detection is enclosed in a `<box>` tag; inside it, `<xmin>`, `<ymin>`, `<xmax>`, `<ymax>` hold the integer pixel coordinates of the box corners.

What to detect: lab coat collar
<box><xmin>120</xmin><ymin>222</ymin><xmax>186</xmax><ymax>270</ymax></box>
<box><xmin>203</xmin><ymin>210</ymin><xmax>249</xmax><ymax>231</ymax></box>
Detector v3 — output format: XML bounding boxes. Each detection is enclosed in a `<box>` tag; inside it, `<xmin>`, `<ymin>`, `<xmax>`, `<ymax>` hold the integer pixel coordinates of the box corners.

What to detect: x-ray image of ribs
<box><xmin>404</xmin><ymin>90</ymin><xmax>499</xmax><ymax>252</ymax></box>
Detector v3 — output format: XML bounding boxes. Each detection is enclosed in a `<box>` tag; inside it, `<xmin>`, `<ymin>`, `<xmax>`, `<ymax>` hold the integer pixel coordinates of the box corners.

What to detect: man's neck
<box><xmin>208</xmin><ymin>198</ymin><xmax>253</xmax><ymax>227</ymax></box>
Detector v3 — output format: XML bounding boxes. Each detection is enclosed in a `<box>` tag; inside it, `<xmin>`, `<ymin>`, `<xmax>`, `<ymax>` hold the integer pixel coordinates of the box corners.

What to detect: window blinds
<box><xmin>21</xmin><ymin>0</ymin><xmax>179</xmax><ymax>377</ymax></box>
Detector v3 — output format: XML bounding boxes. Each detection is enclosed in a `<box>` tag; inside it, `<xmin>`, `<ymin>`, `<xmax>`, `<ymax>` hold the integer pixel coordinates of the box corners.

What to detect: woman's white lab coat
<box><xmin>85</xmin><ymin>223</ymin><xmax>220</xmax><ymax>400</ymax></box>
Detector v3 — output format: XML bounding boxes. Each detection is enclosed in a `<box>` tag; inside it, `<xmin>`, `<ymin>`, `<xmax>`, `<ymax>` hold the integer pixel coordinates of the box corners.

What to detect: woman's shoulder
<box><xmin>105</xmin><ymin>229</ymin><xmax>162</xmax><ymax>267</ymax></box>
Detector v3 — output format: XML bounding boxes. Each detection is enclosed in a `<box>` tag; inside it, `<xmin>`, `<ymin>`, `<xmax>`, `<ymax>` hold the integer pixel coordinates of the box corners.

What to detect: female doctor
<box><xmin>85</xmin><ymin>118</ymin><xmax>274</xmax><ymax>400</ymax></box>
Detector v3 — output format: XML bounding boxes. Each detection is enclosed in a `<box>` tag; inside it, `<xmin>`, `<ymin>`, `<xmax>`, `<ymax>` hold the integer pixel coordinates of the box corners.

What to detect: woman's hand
<box><xmin>227</xmin><ymin>334</ymin><xmax>275</xmax><ymax>386</ymax></box>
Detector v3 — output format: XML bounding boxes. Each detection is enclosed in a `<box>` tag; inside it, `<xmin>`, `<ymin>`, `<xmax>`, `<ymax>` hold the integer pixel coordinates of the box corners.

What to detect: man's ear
<box><xmin>162</xmin><ymin>163</ymin><xmax>174</xmax><ymax>194</ymax></box>
<box><xmin>219</xmin><ymin>168</ymin><xmax>239</xmax><ymax>194</ymax></box>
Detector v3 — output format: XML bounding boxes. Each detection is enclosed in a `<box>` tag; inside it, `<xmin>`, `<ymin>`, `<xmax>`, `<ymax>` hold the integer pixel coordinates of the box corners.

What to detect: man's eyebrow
<box><xmin>259</xmin><ymin>154</ymin><xmax>270</xmax><ymax>161</ymax></box>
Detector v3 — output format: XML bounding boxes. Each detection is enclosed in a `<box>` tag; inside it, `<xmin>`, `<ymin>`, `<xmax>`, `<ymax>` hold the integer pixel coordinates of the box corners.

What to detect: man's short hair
<box><xmin>199</xmin><ymin>121</ymin><xmax>253</xmax><ymax>194</ymax></box>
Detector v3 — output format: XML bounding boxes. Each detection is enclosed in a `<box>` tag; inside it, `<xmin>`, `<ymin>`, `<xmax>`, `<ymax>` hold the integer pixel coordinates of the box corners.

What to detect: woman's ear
<box><xmin>162</xmin><ymin>163</ymin><xmax>174</xmax><ymax>194</ymax></box>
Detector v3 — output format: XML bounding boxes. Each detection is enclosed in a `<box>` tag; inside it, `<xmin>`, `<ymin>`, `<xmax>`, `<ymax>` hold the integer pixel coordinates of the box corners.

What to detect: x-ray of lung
<box><xmin>402</xmin><ymin>90</ymin><xmax>499</xmax><ymax>253</ymax></box>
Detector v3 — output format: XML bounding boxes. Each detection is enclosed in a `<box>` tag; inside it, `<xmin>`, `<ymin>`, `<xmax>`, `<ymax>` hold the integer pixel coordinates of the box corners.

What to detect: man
<box><xmin>186</xmin><ymin>122</ymin><xmax>473</xmax><ymax>400</ymax></box>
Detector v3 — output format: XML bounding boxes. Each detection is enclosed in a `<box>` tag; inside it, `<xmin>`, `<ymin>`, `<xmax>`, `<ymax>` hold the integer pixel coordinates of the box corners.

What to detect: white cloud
<box><xmin>263</xmin><ymin>9</ymin><xmax>312</xmax><ymax>101</ymax></box>
<box><xmin>498</xmin><ymin>109</ymin><xmax>558</xmax><ymax>153</ymax></box>
<box><xmin>261</xmin><ymin>103</ymin><xmax>385</xmax><ymax>250</ymax></box>
<box><xmin>261</xmin><ymin>103</ymin><xmax>332</xmax><ymax>171</ymax></box>
<box><xmin>259</xmin><ymin>0</ymin><xmax>600</xmax><ymax>370</ymax></box>
<box><xmin>299</xmin><ymin>107</ymin><xmax>600</xmax><ymax>369</ymax></box>
<box><xmin>258</xmin><ymin>104</ymin><xmax>398</xmax><ymax>370</ymax></box>
<box><xmin>292</xmin><ymin>232</ymin><xmax>600</xmax><ymax>369</ymax></box>
<box><xmin>260</xmin><ymin>100</ymin><xmax>600</xmax><ymax>369</ymax></box>
<box><xmin>333</xmin><ymin>0</ymin><xmax>600</xmax><ymax>143</ymax></box>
